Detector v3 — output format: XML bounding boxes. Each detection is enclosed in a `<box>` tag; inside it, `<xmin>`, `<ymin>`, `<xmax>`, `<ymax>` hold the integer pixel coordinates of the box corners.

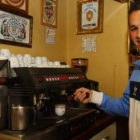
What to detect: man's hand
<box><xmin>73</xmin><ymin>87</ymin><xmax>93</xmax><ymax>103</ymax></box>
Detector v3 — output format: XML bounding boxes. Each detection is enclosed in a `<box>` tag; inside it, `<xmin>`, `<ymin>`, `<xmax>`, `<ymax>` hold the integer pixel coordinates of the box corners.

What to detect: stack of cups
<box><xmin>23</xmin><ymin>54</ymin><xmax>32</xmax><ymax>67</ymax></box>
<box><xmin>35</xmin><ymin>57</ymin><xmax>43</xmax><ymax>67</ymax></box>
<box><xmin>16</xmin><ymin>54</ymin><xmax>24</xmax><ymax>67</ymax></box>
<box><xmin>42</xmin><ymin>57</ymin><xmax>48</xmax><ymax>66</ymax></box>
<box><xmin>9</xmin><ymin>55</ymin><xmax>19</xmax><ymax>68</ymax></box>
<box><xmin>0</xmin><ymin>49</ymin><xmax>51</xmax><ymax>68</ymax></box>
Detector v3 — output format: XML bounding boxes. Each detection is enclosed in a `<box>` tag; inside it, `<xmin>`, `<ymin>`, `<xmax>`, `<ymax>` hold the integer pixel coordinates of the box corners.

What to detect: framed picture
<box><xmin>77</xmin><ymin>0</ymin><xmax>104</xmax><ymax>34</ymax></box>
<box><xmin>41</xmin><ymin>0</ymin><xmax>57</xmax><ymax>28</ymax></box>
<box><xmin>0</xmin><ymin>0</ymin><xmax>28</xmax><ymax>14</ymax></box>
<box><xmin>0</xmin><ymin>5</ymin><xmax>33</xmax><ymax>48</ymax></box>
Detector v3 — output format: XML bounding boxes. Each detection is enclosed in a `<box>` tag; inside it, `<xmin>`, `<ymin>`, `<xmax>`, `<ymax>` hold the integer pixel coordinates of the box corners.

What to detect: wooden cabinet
<box><xmin>89</xmin><ymin>123</ymin><xmax>116</xmax><ymax>140</ymax></box>
<box><xmin>69</xmin><ymin>115</ymin><xmax>116</xmax><ymax>140</ymax></box>
<box><xmin>116</xmin><ymin>116</ymin><xmax>129</xmax><ymax>140</ymax></box>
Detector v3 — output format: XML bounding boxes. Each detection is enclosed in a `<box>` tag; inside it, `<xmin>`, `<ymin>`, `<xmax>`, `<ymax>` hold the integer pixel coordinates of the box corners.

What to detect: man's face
<box><xmin>129</xmin><ymin>10</ymin><xmax>140</xmax><ymax>50</ymax></box>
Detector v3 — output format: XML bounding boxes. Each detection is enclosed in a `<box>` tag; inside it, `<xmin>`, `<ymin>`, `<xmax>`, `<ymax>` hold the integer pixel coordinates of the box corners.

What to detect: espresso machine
<box><xmin>0</xmin><ymin>63</ymin><xmax>98</xmax><ymax>140</ymax></box>
<box><xmin>0</xmin><ymin>60</ymin><xmax>9</xmax><ymax>130</ymax></box>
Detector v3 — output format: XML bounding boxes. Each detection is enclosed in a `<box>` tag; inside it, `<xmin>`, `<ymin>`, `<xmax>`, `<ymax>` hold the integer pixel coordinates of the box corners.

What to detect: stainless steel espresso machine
<box><xmin>0</xmin><ymin>61</ymin><xmax>98</xmax><ymax>140</ymax></box>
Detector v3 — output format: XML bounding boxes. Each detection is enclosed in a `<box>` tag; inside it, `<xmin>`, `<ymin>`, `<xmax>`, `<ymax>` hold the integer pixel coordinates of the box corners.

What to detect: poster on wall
<box><xmin>45</xmin><ymin>27</ymin><xmax>55</xmax><ymax>45</ymax></box>
<box><xmin>0</xmin><ymin>6</ymin><xmax>33</xmax><ymax>48</ymax></box>
<box><xmin>0</xmin><ymin>0</ymin><xmax>29</xmax><ymax>14</ymax></box>
<box><xmin>41</xmin><ymin>0</ymin><xmax>58</xmax><ymax>28</ymax></box>
<box><xmin>82</xmin><ymin>36</ymin><xmax>96</xmax><ymax>52</ymax></box>
<box><xmin>77</xmin><ymin>0</ymin><xmax>104</xmax><ymax>34</ymax></box>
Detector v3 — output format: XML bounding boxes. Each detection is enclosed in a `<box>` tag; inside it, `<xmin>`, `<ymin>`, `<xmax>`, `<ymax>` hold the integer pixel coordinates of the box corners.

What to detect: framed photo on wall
<box><xmin>0</xmin><ymin>0</ymin><xmax>28</xmax><ymax>14</ymax></box>
<box><xmin>77</xmin><ymin>0</ymin><xmax>104</xmax><ymax>34</ymax></box>
<box><xmin>0</xmin><ymin>5</ymin><xmax>33</xmax><ymax>48</ymax></box>
<box><xmin>41</xmin><ymin>0</ymin><xmax>57</xmax><ymax>28</ymax></box>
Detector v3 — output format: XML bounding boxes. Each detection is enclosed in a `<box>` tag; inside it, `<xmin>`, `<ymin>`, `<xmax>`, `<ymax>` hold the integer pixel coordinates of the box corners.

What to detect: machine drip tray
<box><xmin>41</xmin><ymin>107</ymin><xmax>93</xmax><ymax>119</ymax></box>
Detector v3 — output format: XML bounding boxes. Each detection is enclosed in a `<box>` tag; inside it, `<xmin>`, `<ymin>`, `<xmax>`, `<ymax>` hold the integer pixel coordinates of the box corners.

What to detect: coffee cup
<box><xmin>19</xmin><ymin>62</ymin><xmax>25</xmax><ymax>67</ymax></box>
<box><xmin>23</xmin><ymin>54</ymin><xmax>32</xmax><ymax>64</ymax></box>
<box><xmin>0</xmin><ymin>55</ymin><xmax>8</xmax><ymax>60</ymax></box>
<box><xmin>35</xmin><ymin>57</ymin><xmax>43</xmax><ymax>65</ymax></box>
<box><xmin>55</xmin><ymin>104</ymin><xmax>66</xmax><ymax>116</ymax></box>
<box><xmin>54</xmin><ymin>61</ymin><xmax>60</xmax><ymax>66</ymax></box>
<box><xmin>1</xmin><ymin>49</ymin><xmax>11</xmax><ymax>58</ymax></box>
<box><xmin>48</xmin><ymin>62</ymin><xmax>53</xmax><ymax>66</ymax></box>
<box><xmin>31</xmin><ymin>57</ymin><xmax>35</xmax><ymax>64</ymax></box>
<box><xmin>16</xmin><ymin>54</ymin><xmax>23</xmax><ymax>63</ymax></box>
<box><xmin>9</xmin><ymin>56</ymin><xmax>19</xmax><ymax>68</ymax></box>
<box><xmin>42</xmin><ymin>57</ymin><xmax>48</xmax><ymax>64</ymax></box>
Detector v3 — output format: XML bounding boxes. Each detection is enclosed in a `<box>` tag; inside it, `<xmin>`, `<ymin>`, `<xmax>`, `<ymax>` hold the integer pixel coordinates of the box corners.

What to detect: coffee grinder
<box><xmin>71</xmin><ymin>58</ymin><xmax>99</xmax><ymax>91</ymax></box>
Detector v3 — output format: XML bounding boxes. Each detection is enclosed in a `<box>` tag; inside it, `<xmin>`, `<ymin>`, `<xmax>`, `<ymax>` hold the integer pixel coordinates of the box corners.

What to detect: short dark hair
<box><xmin>129</xmin><ymin>1</ymin><xmax>140</xmax><ymax>14</ymax></box>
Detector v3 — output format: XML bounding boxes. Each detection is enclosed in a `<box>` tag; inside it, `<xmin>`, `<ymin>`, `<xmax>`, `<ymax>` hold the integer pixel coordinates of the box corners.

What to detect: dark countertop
<box><xmin>0</xmin><ymin>114</ymin><xmax>116</xmax><ymax>140</ymax></box>
<box><xmin>69</xmin><ymin>114</ymin><xmax>116</xmax><ymax>140</ymax></box>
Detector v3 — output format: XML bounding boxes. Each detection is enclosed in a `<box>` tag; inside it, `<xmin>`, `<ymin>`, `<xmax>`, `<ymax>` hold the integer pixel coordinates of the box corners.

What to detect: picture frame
<box><xmin>41</xmin><ymin>0</ymin><xmax>58</xmax><ymax>28</ymax></box>
<box><xmin>0</xmin><ymin>5</ymin><xmax>33</xmax><ymax>48</ymax></box>
<box><xmin>0</xmin><ymin>0</ymin><xmax>28</xmax><ymax>14</ymax></box>
<box><xmin>77</xmin><ymin>0</ymin><xmax>104</xmax><ymax>35</ymax></box>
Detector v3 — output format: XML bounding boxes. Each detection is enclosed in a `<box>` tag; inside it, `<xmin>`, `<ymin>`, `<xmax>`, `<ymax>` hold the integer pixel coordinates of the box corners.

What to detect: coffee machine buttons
<box><xmin>38</xmin><ymin>77</ymin><xmax>43</xmax><ymax>82</ymax></box>
<box><xmin>45</xmin><ymin>77</ymin><xmax>61</xmax><ymax>82</ymax></box>
<box><xmin>43</xmin><ymin>75</ymin><xmax>85</xmax><ymax>83</ymax></box>
<box><xmin>67</xmin><ymin>75</ymin><xmax>84</xmax><ymax>80</ymax></box>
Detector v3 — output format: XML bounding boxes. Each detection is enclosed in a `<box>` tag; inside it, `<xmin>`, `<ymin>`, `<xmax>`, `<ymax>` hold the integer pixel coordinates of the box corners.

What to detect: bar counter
<box><xmin>0</xmin><ymin>114</ymin><xmax>117</xmax><ymax>140</ymax></box>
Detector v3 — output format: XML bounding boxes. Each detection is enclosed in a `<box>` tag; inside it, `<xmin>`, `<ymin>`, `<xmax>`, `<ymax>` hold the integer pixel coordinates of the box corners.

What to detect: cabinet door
<box><xmin>90</xmin><ymin>123</ymin><xmax>116</xmax><ymax>140</ymax></box>
<box><xmin>116</xmin><ymin>117</ymin><xmax>129</xmax><ymax>140</ymax></box>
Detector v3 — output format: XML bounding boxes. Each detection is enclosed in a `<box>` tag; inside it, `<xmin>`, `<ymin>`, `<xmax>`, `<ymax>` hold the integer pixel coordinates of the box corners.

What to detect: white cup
<box><xmin>48</xmin><ymin>62</ymin><xmax>53</xmax><ymax>66</ymax></box>
<box><xmin>35</xmin><ymin>57</ymin><xmax>42</xmax><ymax>65</ymax></box>
<box><xmin>9</xmin><ymin>56</ymin><xmax>19</xmax><ymax>68</ymax></box>
<box><xmin>23</xmin><ymin>54</ymin><xmax>32</xmax><ymax>64</ymax></box>
<box><xmin>42</xmin><ymin>57</ymin><xmax>48</xmax><ymax>64</ymax></box>
<box><xmin>55</xmin><ymin>104</ymin><xmax>66</xmax><ymax>116</ymax></box>
<box><xmin>54</xmin><ymin>61</ymin><xmax>60</xmax><ymax>66</ymax></box>
<box><xmin>16</xmin><ymin>54</ymin><xmax>23</xmax><ymax>62</ymax></box>
<box><xmin>19</xmin><ymin>62</ymin><xmax>25</xmax><ymax>67</ymax></box>
<box><xmin>11</xmin><ymin>54</ymin><xmax>16</xmax><ymax>57</ymax></box>
<box><xmin>0</xmin><ymin>55</ymin><xmax>8</xmax><ymax>60</ymax></box>
<box><xmin>31</xmin><ymin>57</ymin><xmax>35</xmax><ymax>64</ymax></box>
<box><xmin>1</xmin><ymin>49</ymin><xmax>11</xmax><ymax>58</ymax></box>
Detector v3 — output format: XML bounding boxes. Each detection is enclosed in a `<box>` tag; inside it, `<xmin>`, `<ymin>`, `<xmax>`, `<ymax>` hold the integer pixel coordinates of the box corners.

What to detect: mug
<box><xmin>48</xmin><ymin>62</ymin><xmax>54</xmax><ymax>66</ymax></box>
<box><xmin>9</xmin><ymin>56</ymin><xmax>19</xmax><ymax>68</ymax></box>
<box><xmin>16</xmin><ymin>54</ymin><xmax>23</xmax><ymax>63</ymax></box>
<box><xmin>0</xmin><ymin>49</ymin><xmax>11</xmax><ymax>58</ymax></box>
<box><xmin>19</xmin><ymin>62</ymin><xmax>25</xmax><ymax>67</ymax></box>
<box><xmin>55</xmin><ymin>104</ymin><xmax>66</xmax><ymax>116</ymax></box>
<box><xmin>11</xmin><ymin>105</ymin><xmax>36</xmax><ymax>130</ymax></box>
<box><xmin>31</xmin><ymin>57</ymin><xmax>35</xmax><ymax>64</ymax></box>
<box><xmin>23</xmin><ymin>54</ymin><xmax>32</xmax><ymax>64</ymax></box>
<box><xmin>42</xmin><ymin>57</ymin><xmax>48</xmax><ymax>64</ymax></box>
<box><xmin>0</xmin><ymin>55</ymin><xmax>8</xmax><ymax>60</ymax></box>
<box><xmin>35</xmin><ymin>57</ymin><xmax>43</xmax><ymax>65</ymax></box>
<box><xmin>54</xmin><ymin>61</ymin><xmax>60</xmax><ymax>66</ymax></box>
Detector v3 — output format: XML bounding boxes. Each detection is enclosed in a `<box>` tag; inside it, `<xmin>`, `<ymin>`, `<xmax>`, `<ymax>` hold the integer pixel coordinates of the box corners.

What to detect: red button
<box><xmin>38</xmin><ymin>77</ymin><xmax>43</xmax><ymax>82</ymax></box>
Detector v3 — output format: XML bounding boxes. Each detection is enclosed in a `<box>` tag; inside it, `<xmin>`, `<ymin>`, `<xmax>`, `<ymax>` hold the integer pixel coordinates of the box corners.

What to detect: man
<box><xmin>74</xmin><ymin>1</ymin><xmax>140</xmax><ymax>140</ymax></box>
